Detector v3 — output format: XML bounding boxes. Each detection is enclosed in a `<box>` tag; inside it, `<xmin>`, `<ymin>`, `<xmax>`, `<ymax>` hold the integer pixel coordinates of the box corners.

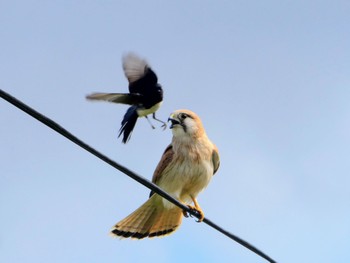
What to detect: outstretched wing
<box><xmin>122</xmin><ymin>53</ymin><xmax>149</xmax><ymax>83</ymax></box>
<box><xmin>122</xmin><ymin>53</ymin><xmax>158</xmax><ymax>94</ymax></box>
<box><xmin>86</xmin><ymin>92</ymin><xmax>142</xmax><ymax>105</ymax></box>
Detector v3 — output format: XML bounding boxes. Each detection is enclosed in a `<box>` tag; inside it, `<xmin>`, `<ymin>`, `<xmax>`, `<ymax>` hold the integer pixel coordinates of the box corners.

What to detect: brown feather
<box><xmin>111</xmin><ymin>109</ymin><xmax>220</xmax><ymax>239</ymax></box>
<box><xmin>212</xmin><ymin>146</ymin><xmax>220</xmax><ymax>175</ymax></box>
<box><xmin>152</xmin><ymin>144</ymin><xmax>174</xmax><ymax>184</ymax></box>
<box><xmin>110</xmin><ymin>195</ymin><xmax>182</xmax><ymax>239</ymax></box>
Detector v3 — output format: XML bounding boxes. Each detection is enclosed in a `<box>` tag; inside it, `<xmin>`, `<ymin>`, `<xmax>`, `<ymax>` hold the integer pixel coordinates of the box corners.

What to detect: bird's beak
<box><xmin>168</xmin><ymin>118</ymin><xmax>180</xmax><ymax>129</ymax></box>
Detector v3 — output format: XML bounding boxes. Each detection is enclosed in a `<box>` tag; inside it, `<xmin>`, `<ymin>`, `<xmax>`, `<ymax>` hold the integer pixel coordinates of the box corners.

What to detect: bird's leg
<box><xmin>145</xmin><ymin>116</ymin><xmax>155</xmax><ymax>129</ymax></box>
<box><xmin>152</xmin><ymin>113</ymin><xmax>167</xmax><ymax>130</ymax></box>
<box><xmin>185</xmin><ymin>196</ymin><xmax>205</xmax><ymax>222</ymax></box>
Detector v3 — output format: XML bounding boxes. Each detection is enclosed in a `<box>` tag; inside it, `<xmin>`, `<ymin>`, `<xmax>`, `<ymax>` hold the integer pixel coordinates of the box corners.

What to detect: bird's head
<box><xmin>168</xmin><ymin>109</ymin><xmax>205</xmax><ymax>138</ymax></box>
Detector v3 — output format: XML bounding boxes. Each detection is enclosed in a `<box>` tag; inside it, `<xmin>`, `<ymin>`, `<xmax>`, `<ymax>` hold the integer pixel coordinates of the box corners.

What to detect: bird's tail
<box><xmin>110</xmin><ymin>195</ymin><xmax>183</xmax><ymax>239</ymax></box>
<box><xmin>118</xmin><ymin>106</ymin><xmax>138</xmax><ymax>143</ymax></box>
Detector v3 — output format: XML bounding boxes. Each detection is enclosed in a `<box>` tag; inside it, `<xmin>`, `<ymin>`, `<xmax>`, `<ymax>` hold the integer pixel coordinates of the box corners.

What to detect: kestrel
<box><xmin>111</xmin><ymin>109</ymin><xmax>220</xmax><ymax>238</ymax></box>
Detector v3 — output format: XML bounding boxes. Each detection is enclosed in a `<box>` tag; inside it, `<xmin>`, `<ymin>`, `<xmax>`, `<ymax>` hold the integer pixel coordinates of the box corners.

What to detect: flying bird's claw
<box><xmin>145</xmin><ymin>116</ymin><xmax>156</xmax><ymax>129</ymax></box>
<box><xmin>152</xmin><ymin>113</ymin><xmax>167</xmax><ymax>130</ymax></box>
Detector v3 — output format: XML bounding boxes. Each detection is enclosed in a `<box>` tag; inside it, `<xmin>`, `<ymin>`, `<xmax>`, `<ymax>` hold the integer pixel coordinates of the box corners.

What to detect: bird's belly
<box><xmin>159</xmin><ymin>159</ymin><xmax>213</xmax><ymax>207</ymax></box>
<box><xmin>137</xmin><ymin>102</ymin><xmax>162</xmax><ymax>117</ymax></box>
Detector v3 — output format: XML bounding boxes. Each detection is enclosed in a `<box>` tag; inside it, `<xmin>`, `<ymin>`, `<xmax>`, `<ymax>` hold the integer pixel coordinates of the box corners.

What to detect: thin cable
<box><xmin>1</xmin><ymin>89</ymin><xmax>276</xmax><ymax>263</ymax></box>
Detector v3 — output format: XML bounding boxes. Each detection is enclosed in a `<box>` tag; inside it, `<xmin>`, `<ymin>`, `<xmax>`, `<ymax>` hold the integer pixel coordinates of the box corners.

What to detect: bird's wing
<box><xmin>122</xmin><ymin>53</ymin><xmax>158</xmax><ymax>94</ymax></box>
<box><xmin>122</xmin><ymin>53</ymin><xmax>149</xmax><ymax>83</ymax></box>
<box><xmin>129</xmin><ymin>68</ymin><xmax>158</xmax><ymax>95</ymax></box>
<box><xmin>212</xmin><ymin>146</ymin><xmax>220</xmax><ymax>175</ymax></box>
<box><xmin>152</xmin><ymin>144</ymin><xmax>174</xmax><ymax>184</ymax></box>
<box><xmin>148</xmin><ymin>145</ymin><xmax>174</xmax><ymax>197</ymax></box>
<box><xmin>86</xmin><ymin>93</ymin><xmax>142</xmax><ymax>105</ymax></box>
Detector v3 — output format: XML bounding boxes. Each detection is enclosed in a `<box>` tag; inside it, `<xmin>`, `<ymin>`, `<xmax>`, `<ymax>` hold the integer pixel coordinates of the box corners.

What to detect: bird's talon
<box><xmin>187</xmin><ymin>205</ymin><xmax>204</xmax><ymax>222</ymax></box>
<box><xmin>182</xmin><ymin>210</ymin><xmax>189</xmax><ymax>218</ymax></box>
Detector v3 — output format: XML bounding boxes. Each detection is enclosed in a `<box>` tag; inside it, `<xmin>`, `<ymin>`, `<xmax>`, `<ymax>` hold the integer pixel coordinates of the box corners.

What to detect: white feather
<box><xmin>122</xmin><ymin>52</ymin><xmax>149</xmax><ymax>83</ymax></box>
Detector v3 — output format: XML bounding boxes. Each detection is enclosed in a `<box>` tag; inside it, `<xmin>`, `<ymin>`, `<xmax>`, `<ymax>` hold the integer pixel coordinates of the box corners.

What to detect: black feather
<box><xmin>118</xmin><ymin>105</ymin><xmax>138</xmax><ymax>143</ymax></box>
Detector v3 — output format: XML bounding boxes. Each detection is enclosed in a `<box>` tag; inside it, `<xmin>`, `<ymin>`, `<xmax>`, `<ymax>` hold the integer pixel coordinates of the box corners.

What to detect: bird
<box><xmin>86</xmin><ymin>53</ymin><xmax>166</xmax><ymax>143</ymax></box>
<box><xmin>110</xmin><ymin>109</ymin><xmax>220</xmax><ymax>239</ymax></box>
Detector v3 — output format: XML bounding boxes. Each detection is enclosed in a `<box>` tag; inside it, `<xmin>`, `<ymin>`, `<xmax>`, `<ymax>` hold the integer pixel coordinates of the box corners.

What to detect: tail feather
<box><xmin>119</xmin><ymin>106</ymin><xmax>138</xmax><ymax>143</ymax></box>
<box><xmin>150</xmin><ymin>206</ymin><xmax>182</xmax><ymax>237</ymax></box>
<box><xmin>111</xmin><ymin>195</ymin><xmax>183</xmax><ymax>239</ymax></box>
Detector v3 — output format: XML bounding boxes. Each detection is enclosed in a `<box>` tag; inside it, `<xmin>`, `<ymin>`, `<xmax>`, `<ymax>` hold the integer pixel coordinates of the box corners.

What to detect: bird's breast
<box><xmin>158</xmin><ymin>147</ymin><xmax>214</xmax><ymax>205</ymax></box>
<box><xmin>136</xmin><ymin>102</ymin><xmax>162</xmax><ymax>117</ymax></box>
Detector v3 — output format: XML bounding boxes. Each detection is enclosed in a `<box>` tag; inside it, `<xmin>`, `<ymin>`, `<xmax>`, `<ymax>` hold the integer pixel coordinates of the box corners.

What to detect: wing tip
<box><xmin>122</xmin><ymin>52</ymin><xmax>149</xmax><ymax>83</ymax></box>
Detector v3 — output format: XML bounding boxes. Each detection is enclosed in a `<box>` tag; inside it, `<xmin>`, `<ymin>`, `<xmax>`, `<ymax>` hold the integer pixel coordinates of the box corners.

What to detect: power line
<box><xmin>1</xmin><ymin>89</ymin><xmax>276</xmax><ymax>263</ymax></box>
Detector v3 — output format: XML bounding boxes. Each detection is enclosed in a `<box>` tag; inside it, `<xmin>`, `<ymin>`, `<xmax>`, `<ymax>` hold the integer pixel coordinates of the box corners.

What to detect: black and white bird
<box><xmin>86</xmin><ymin>53</ymin><xmax>166</xmax><ymax>143</ymax></box>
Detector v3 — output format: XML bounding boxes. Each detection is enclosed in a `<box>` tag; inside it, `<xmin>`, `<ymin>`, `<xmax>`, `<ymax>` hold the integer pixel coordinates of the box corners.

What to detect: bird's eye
<box><xmin>180</xmin><ymin>113</ymin><xmax>187</xmax><ymax>119</ymax></box>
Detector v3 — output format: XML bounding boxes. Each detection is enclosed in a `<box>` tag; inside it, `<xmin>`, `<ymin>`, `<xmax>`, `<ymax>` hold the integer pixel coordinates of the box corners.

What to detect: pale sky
<box><xmin>1</xmin><ymin>1</ymin><xmax>350</xmax><ymax>263</ymax></box>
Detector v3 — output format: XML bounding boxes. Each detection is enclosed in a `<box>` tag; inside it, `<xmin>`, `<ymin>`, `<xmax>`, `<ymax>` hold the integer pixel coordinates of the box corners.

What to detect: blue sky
<box><xmin>1</xmin><ymin>1</ymin><xmax>350</xmax><ymax>262</ymax></box>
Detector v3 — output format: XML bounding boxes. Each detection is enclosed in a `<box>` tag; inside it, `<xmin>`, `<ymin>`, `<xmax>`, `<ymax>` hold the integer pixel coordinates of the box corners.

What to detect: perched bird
<box><xmin>111</xmin><ymin>109</ymin><xmax>220</xmax><ymax>239</ymax></box>
<box><xmin>86</xmin><ymin>53</ymin><xmax>166</xmax><ymax>143</ymax></box>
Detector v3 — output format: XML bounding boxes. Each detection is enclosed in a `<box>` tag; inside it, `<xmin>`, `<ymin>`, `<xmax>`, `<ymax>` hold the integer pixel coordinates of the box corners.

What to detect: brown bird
<box><xmin>111</xmin><ymin>109</ymin><xmax>220</xmax><ymax>239</ymax></box>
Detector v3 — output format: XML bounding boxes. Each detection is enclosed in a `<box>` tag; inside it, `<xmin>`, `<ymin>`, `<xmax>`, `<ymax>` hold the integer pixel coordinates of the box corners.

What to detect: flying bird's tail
<box><xmin>110</xmin><ymin>194</ymin><xmax>183</xmax><ymax>239</ymax></box>
<box><xmin>118</xmin><ymin>106</ymin><xmax>139</xmax><ymax>143</ymax></box>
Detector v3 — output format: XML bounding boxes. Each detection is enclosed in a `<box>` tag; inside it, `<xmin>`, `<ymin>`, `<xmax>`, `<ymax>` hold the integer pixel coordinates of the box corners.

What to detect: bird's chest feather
<box><xmin>159</xmin><ymin>144</ymin><xmax>213</xmax><ymax>200</ymax></box>
<box><xmin>136</xmin><ymin>101</ymin><xmax>162</xmax><ymax>117</ymax></box>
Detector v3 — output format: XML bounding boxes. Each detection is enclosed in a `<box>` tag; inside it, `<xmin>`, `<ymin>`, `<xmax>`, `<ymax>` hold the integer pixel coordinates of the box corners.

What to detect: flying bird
<box><xmin>86</xmin><ymin>53</ymin><xmax>166</xmax><ymax>143</ymax></box>
<box><xmin>111</xmin><ymin>109</ymin><xmax>220</xmax><ymax>239</ymax></box>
